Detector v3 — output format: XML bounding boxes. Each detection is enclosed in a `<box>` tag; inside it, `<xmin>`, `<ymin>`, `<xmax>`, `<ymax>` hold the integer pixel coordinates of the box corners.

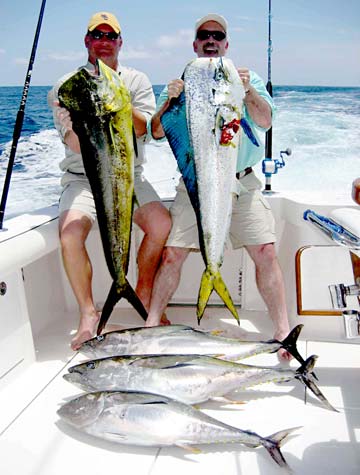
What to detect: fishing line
<box><xmin>0</xmin><ymin>0</ymin><xmax>47</xmax><ymax>230</ymax></box>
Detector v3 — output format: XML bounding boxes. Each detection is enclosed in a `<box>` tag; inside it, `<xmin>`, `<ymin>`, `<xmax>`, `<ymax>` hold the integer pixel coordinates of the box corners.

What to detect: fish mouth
<box><xmin>63</xmin><ymin>372</ymin><xmax>93</xmax><ymax>392</ymax></box>
<box><xmin>63</xmin><ymin>371</ymin><xmax>83</xmax><ymax>381</ymax></box>
<box><xmin>67</xmin><ymin>367</ymin><xmax>84</xmax><ymax>375</ymax></box>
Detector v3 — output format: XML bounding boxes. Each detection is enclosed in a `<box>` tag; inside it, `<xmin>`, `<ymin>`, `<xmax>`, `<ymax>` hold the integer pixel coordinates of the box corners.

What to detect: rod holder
<box><xmin>342</xmin><ymin>310</ymin><xmax>360</xmax><ymax>339</ymax></box>
<box><xmin>329</xmin><ymin>283</ymin><xmax>360</xmax><ymax>309</ymax></box>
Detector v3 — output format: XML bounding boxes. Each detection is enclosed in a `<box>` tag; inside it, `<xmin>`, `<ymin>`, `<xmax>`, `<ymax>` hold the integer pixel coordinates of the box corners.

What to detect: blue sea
<box><xmin>0</xmin><ymin>85</ymin><xmax>360</xmax><ymax>219</ymax></box>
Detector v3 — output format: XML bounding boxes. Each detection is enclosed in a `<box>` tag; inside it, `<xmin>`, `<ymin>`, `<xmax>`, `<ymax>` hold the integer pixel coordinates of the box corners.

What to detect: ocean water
<box><xmin>0</xmin><ymin>84</ymin><xmax>359</xmax><ymax>219</ymax></box>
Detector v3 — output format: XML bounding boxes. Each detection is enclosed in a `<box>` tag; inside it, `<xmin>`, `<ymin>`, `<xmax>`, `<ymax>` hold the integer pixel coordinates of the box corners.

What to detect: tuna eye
<box><xmin>96</xmin><ymin>335</ymin><xmax>105</xmax><ymax>342</ymax></box>
<box><xmin>87</xmin><ymin>362</ymin><xmax>95</xmax><ymax>369</ymax></box>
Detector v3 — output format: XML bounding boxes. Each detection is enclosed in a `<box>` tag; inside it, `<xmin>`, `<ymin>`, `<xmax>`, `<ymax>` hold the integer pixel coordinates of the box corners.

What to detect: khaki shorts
<box><xmin>166</xmin><ymin>172</ymin><xmax>276</xmax><ymax>249</ymax></box>
<box><xmin>59</xmin><ymin>170</ymin><xmax>161</xmax><ymax>222</ymax></box>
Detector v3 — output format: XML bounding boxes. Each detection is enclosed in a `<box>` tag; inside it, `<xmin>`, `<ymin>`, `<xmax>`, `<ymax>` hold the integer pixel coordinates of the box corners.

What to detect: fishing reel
<box><xmin>262</xmin><ymin>148</ymin><xmax>292</xmax><ymax>192</ymax></box>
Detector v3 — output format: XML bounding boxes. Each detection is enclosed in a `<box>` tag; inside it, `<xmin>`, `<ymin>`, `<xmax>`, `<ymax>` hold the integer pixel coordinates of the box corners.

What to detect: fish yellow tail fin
<box><xmin>197</xmin><ymin>267</ymin><xmax>240</xmax><ymax>325</ymax></box>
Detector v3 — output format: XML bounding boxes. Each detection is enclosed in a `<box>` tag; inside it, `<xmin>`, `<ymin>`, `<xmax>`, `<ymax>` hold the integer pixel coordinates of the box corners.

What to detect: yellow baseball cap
<box><xmin>87</xmin><ymin>12</ymin><xmax>121</xmax><ymax>34</ymax></box>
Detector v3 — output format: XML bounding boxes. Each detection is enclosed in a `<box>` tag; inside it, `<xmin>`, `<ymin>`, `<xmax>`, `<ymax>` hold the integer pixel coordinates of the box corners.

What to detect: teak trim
<box><xmin>295</xmin><ymin>245</ymin><xmax>342</xmax><ymax>316</ymax></box>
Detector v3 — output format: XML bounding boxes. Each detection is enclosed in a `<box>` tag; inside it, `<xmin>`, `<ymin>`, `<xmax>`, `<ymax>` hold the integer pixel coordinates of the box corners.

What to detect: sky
<box><xmin>0</xmin><ymin>0</ymin><xmax>359</xmax><ymax>87</ymax></box>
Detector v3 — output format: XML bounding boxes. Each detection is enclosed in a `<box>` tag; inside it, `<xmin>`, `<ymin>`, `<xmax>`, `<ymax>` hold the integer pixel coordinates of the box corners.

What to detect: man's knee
<box><xmin>59</xmin><ymin>213</ymin><xmax>92</xmax><ymax>251</ymax></box>
<box><xmin>135</xmin><ymin>201</ymin><xmax>171</xmax><ymax>239</ymax></box>
<box><xmin>161</xmin><ymin>246</ymin><xmax>189</xmax><ymax>271</ymax></box>
<box><xmin>247</xmin><ymin>242</ymin><xmax>277</xmax><ymax>266</ymax></box>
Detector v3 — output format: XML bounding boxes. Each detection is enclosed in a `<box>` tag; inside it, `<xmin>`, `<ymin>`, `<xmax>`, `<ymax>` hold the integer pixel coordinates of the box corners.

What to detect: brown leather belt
<box><xmin>236</xmin><ymin>167</ymin><xmax>252</xmax><ymax>179</ymax></box>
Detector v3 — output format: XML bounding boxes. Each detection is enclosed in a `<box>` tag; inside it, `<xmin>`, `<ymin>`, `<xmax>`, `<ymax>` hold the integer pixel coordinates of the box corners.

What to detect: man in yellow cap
<box><xmin>48</xmin><ymin>12</ymin><xmax>171</xmax><ymax>350</ymax></box>
<box><xmin>147</xmin><ymin>13</ymin><xmax>292</xmax><ymax>361</ymax></box>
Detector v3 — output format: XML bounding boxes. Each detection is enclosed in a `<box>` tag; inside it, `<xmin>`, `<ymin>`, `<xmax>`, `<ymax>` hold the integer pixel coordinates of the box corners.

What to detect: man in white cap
<box><xmin>147</xmin><ymin>13</ymin><xmax>292</xmax><ymax>361</ymax></box>
<box><xmin>48</xmin><ymin>12</ymin><xmax>171</xmax><ymax>350</ymax></box>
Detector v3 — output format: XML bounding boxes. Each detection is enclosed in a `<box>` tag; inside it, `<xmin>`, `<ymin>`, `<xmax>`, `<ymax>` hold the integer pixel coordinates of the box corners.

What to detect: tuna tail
<box><xmin>263</xmin><ymin>426</ymin><xmax>301</xmax><ymax>470</ymax></box>
<box><xmin>279</xmin><ymin>324</ymin><xmax>307</xmax><ymax>367</ymax></box>
<box><xmin>244</xmin><ymin>426</ymin><xmax>300</xmax><ymax>470</ymax></box>
<box><xmin>295</xmin><ymin>355</ymin><xmax>339</xmax><ymax>412</ymax></box>
<box><xmin>97</xmin><ymin>280</ymin><xmax>148</xmax><ymax>335</ymax></box>
<box><xmin>197</xmin><ymin>267</ymin><xmax>240</xmax><ymax>325</ymax></box>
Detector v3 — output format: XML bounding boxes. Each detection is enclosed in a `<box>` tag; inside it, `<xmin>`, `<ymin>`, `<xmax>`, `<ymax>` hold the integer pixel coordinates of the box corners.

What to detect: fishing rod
<box><xmin>265</xmin><ymin>0</ymin><xmax>273</xmax><ymax>161</ymax></box>
<box><xmin>0</xmin><ymin>0</ymin><xmax>47</xmax><ymax>230</ymax></box>
<box><xmin>262</xmin><ymin>0</ymin><xmax>291</xmax><ymax>193</ymax></box>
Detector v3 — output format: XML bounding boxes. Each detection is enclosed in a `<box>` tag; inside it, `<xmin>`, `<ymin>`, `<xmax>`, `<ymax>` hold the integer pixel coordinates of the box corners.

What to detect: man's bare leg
<box><xmin>246</xmin><ymin>243</ymin><xmax>292</xmax><ymax>361</ymax></box>
<box><xmin>134</xmin><ymin>201</ymin><xmax>172</xmax><ymax>325</ymax></box>
<box><xmin>59</xmin><ymin>210</ymin><xmax>99</xmax><ymax>350</ymax></box>
<box><xmin>146</xmin><ymin>246</ymin><xmax>190</xmax><ymax>326</ymax></box>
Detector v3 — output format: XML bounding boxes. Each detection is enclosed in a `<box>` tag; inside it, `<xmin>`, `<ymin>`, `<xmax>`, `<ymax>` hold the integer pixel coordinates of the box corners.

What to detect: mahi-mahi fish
<box><xmin>57</xmin><ymin>390</ymin><xmax>300</xmax><ymax>470</ymax></box>
<box><xmin>80</xmin><ymin>323</ymin><xmax>305</xmax><ymax>363</ymax></box>
<box><xmin>64</xmin><ymin>353</ymin><xmax>336</xmax><ymax>411</ymax></box>
<box><xmin>161</xmin><ymin>57</ymin><xmax>247</xmax><ymax>324</ymax></box>
<box><xmin>58</xmin><ymin>59</ymin><xmax>147</xmax><ymax>334</ymax></box>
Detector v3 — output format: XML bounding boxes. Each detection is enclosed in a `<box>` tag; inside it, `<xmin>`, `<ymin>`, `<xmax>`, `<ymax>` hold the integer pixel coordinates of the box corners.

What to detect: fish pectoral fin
<box><xmin>212</xmin><ymin>396</ymin><xmax>247</xmax><ymax>405</ymax></box>
<box><xmin>197</xmin><ymin>268</ymin><xmax>240</xmax><ymax>325</ymax></box>
<box><xmin>103</xmin><ymin>431</ymin><xmax>127</xmax><ymax>441</ymax></box>
<box><xmin>176</xmin><ymin>444</ymin><xmax>202</xmax><ymax>454</ymax></box>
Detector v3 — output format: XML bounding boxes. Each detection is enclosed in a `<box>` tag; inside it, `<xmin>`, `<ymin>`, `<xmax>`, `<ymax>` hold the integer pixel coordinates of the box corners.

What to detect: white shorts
<box><xmin>59</xmin><ymin>170</ymin><xmax>161</xmax><ymax>222</ymax></box>
<box><xmin>166</xmin><ymin>171</ymin><xmax>276</xmax><ymax>249</ymax></box>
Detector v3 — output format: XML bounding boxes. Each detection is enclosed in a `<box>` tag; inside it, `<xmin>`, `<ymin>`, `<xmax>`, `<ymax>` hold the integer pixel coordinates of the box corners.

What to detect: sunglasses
<box><xmin>196</xmin><ymin>30</ymin><xmax>226</xmax><ymax>41</ymax></box>
<box><xmin>88</xmin><ymin>29</ymin><xmax>120</xmax><ymax>41</ymax></box>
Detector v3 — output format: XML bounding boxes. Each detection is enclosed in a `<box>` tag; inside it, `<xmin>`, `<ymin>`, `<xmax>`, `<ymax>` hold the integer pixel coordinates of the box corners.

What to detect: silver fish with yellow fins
<box><xmin>161</xmin><ymin>57</ymin><xmax>250</xmax><ymax>324</ymax></box>
<box><xmin>64</xmin><ymin>353</ymin><xmax>337</xmax><ymax>411</ymax></box>
<box><xmin>57</xmin><ymin>389</ymin><xmax>300</xmax><ymax>470</ymax></box>
<box><xmin>80</xmin><ymin>323</ymin><xmax>305</xmax><ymax>363</ymax></box>
<box><xmin>58</xmin><ymin>59</ymin><xmax>147</xmax><ymax>334</ymax></box>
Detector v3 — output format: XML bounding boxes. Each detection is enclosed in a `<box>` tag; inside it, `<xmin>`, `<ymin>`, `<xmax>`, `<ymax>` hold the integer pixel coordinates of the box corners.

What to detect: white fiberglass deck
<box><xmin>0</xmin><ymin>307</ymin><xmax>359</xmax><ymax>475</ymax></box>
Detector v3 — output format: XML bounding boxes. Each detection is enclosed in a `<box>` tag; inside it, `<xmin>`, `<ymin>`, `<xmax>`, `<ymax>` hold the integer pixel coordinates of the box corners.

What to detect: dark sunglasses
<box><xmin>88</xmin><ymin>29</ymin><xmax>120</xmax><ymax>41</ymax></box>
<box><xmin>196</xmin><ymin>30</ymin><xmax>226</xmax><ymax>41</ymax></box>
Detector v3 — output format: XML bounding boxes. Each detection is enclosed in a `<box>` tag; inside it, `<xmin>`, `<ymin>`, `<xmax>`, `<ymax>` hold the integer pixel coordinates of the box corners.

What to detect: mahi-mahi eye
<box><xmin>215</xmin><ymin>69</ymin><xmax>224</xmax><ymax>81</ymax></box>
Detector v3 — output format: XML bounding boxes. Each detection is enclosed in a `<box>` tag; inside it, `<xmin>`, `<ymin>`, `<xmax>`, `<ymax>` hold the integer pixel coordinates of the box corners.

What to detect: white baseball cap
<box><xmin>195</xmin><ymin>14</ymin><xmax>228</xmax><ymax>36</ymax></box>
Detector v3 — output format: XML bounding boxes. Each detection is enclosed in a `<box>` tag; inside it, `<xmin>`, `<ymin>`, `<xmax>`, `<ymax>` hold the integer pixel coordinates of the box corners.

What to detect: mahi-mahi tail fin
<box><xmin>97</xmin><ymin>279</ymin><xmax>147</xmax><ymax>335</ymax></box>
<box><xmin>197</xmin><ymin>267</ymin><xmax>240</xmax><ymax>325</ymax></box>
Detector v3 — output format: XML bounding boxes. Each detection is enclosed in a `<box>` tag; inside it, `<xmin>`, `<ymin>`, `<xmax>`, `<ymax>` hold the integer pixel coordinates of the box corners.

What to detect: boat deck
<box><xmin>0</xmin><ymin>307</ymin><xmax>359</xmax><ymax>475</ymax></box>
